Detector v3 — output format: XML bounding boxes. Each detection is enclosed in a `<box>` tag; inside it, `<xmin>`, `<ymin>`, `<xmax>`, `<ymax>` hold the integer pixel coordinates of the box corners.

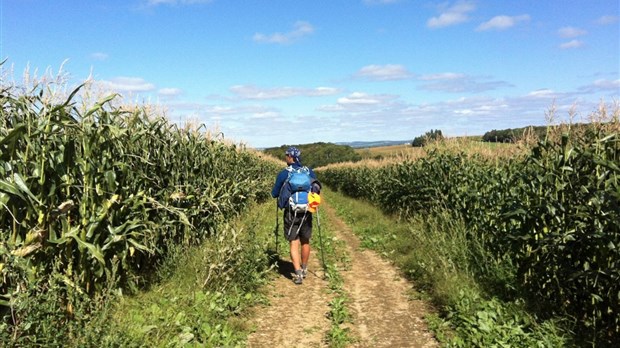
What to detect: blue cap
<box><xmin>285</xmin><ymin>146</ymin><xmax>301</xmax><ymax>162</ymax></box>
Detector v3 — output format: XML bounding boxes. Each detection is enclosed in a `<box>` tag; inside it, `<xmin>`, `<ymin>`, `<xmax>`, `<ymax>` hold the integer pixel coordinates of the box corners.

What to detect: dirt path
<box><xmin>322</xmin><ymin>203</ymin><xmax>437</xmax><ymax>348</ymax></box>
<box><xmin>246</xmin><ymin>202</ymin><xmax>437</xmax><ymax>348</ymax></box>
<box><xmin>245</xmin><ymin>229</ymin><xmax>332</xmax><ymax>348</ymax></box>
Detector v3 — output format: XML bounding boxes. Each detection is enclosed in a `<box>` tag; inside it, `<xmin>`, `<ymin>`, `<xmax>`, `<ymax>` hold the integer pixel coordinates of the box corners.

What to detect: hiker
<box><xmin>271</xmin><ymin>146</ymin><xmax>321</xmax><ymax>285</ymax></box>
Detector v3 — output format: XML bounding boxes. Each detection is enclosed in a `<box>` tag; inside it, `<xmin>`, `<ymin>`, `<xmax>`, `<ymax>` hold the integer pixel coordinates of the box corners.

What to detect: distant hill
<box><xmin>335</xmin><ymin>140</ymin><xmax>410</xmax><ymax>148</ymax></box>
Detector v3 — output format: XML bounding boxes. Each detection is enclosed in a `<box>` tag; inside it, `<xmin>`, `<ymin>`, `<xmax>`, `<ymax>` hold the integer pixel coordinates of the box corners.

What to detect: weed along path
<box><xmin>246</xmin><ymin>198</ymin><xmax>438</xmax><ymax>347</ymax></box>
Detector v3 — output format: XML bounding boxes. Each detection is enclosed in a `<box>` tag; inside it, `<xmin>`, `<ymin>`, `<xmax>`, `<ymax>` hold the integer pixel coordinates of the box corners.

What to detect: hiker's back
<box><xmin>278</xmin><ymin>166</ymin><xmax>312</xmax><ymax>212</ymax></box>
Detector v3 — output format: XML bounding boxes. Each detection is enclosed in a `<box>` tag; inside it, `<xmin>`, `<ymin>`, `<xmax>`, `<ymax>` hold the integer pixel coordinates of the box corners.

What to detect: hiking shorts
<box><xmin>283</xmin><ymin>209</ymin><xmax>313</xmax><ymax>241</ymax></box>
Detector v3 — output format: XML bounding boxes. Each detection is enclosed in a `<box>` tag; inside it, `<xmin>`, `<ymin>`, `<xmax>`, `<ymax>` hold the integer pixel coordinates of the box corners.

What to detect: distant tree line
<box><xmin>410</xmin><ymin>124</ymin><xmax>599</xmax><ymax>146</ymax></box>
<box><xmin>482</xmin><ymin>123</ymin><xmax>600</xmax><ymax>143</ymax></box>
<box><xmin>263</xmin><ymin>142</ymin><xmax>362</xmax><ymax>168</ymax></box>
<box><xmin>482</xmin><ymin>126</ymin><xmax>548</xmax><ymax>143</ymax></box>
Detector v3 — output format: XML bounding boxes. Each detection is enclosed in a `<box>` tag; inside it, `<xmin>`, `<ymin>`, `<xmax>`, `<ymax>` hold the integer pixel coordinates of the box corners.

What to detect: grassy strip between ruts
<box><xmin>322</xmin><ymin>187</ymin><xmax>570</xmax><ymax>347</ymax></box>
<box><xmin>312</xmin><ymin>206</ymin><xmax>356</xmax><ymax>347</ymax></box>
<box><xmin>65</xmin><ymin>199</ymin><xmax>278</xmax><ymax>347</ymax></box>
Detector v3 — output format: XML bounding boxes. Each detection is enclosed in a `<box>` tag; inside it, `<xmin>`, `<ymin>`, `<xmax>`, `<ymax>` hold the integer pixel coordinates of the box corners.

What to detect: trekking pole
<box><xmin>316</xmin><ymin>208</ymin><xmax>326</xmax><ymax>272</ymax></box>
<box><xmin>274</xmin><ymin>201</ymin><xmax>279</xmax><ymax>255</ymax></box>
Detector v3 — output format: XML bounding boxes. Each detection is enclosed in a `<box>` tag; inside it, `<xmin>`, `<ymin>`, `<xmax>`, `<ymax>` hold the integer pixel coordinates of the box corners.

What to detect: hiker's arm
<box><xmin>311</xmin><ymin>180</ymin><xmax>321</xmax><ymax>194</ymax></box>
<box><xmin>308</xmin><ymin>168</ymin><xmax>321</xmax><ymax>194</ymax></box>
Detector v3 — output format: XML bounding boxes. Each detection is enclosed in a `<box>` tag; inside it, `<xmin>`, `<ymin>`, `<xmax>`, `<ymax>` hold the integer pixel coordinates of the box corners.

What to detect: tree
<box><xmin>482</xmin><ymin>125</ymin><xmax>549</xmax><ymax>143</ymax></box>
<box><xmin>411</xmin><ymin>129</ymin><xmax>444</xmax><ymax>147</ymax></box>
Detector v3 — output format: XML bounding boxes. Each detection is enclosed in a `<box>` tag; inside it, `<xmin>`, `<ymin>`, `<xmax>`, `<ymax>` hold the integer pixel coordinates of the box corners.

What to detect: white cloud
<box><xmin>158</xmin><ymin>88</ymin><xmax>183</xmax><ymax>97</ymax></box>
<box><xmin>596</xmin><ymin>15</ymin><xmax>619</xmax><ymax>25</ymax></box>
<box><xmin>181</xmin><ymin>85</ymin><xmax>606</xmax><ymax>148</ymax></box>
<box><xmin>355</xmin><ymin>64</ymin><xmax>413</xmax><ymax>81</ymax></box>
<box><xmin>204</xmin><ymin>104</ymin><xmax>278</xmax><ymax>116</ymax></box>
<box><xmin>419</xmin><ymin>72</ymin><xmax>466</xmax><ymax>81</ymax></box>
<box><xmin>557</xmin><ymin>27</ymin><xmax>587</xmax><ymax>51</ymax></box>
<box><xmin>427</xmin><ymin>1</ymin><xmax>476</xmax><ymax>28</ymax></box>
<box><xmin>476</xmin><ymin>14</ymin><xmax>530</xmax><ymax>31</ymax></box>
<box><xmin>578</xmin><ymin>79</ymin><xmax>620</xmax><ymax>94</ymax></box>
<box><xmin>558</xmin><ymin>26</ymin><xmax>587</xmax><ymax>38</ymax></box>
<box><xmin>230</xmin><ymin>84</ymin><xmax>340</xmax><ymax>100</ymax></box>
<box><xmin>144</xmin><ymin>80</ymin><xmax>611</xmax><ymax>149</ymax></box>
<box><xmin>249</xmin><ymin>111</ymin><xmax>280</xmax><ymax>120</ymax></box>
<box><xmin>97</xmin><ymin>77</ymin><xmax>156</xmax><ymax>93</ymax></box>
<box><xmin>526</xmin><ymin>89</ymin><xmax>557</xmax><ymax>98</ymax></box>
<box><xmin>338</xmin><ymin>92</ymin><xmax>383</xmax><ymax>105</ymax></box>
<box><xmin>253</xmin><ymin>21</ymin><xmax>315</xmax><ymax>44</ymax></box>
<box><xmin>318</xmin><ymin>92</ymin><xmax>400</xmax><ymax>113</ymax></box>
<box><xmin>310</xmin><ymin>91</ymin><xmax>561</xmax><ymax>144</ymax></box>
<box><xmin>559</xmin><ymin>40</ymin><xmax>584</xmax><ymax>49</ymax></box>
<box><xmin>90</xmin><ymin>52</ymin><xmax>109</xmax><ymax>61</ymax></box>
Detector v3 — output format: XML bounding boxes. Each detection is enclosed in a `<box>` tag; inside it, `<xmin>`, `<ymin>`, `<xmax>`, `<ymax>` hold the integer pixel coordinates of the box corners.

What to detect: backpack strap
<box><xmin>278</xmin><ymin>166</ymin><xmax>300</xmax><ymax>209</ymax></box>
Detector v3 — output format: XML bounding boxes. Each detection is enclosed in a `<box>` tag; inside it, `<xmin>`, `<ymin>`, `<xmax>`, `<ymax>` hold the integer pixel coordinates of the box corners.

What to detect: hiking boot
<box><xmin>301</xmin><ymin>268</ymin><xmax>308</xmax><ymax>279</ymax></box>
<box><xmin>293</xmin><ymin>273</ymin><xmax>303</xmax><ymax>285</ymax></box>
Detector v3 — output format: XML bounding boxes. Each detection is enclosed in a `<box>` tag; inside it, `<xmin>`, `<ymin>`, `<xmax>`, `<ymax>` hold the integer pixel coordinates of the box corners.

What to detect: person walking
<box><xmin>271</xmin><ymin>146</ymin><xmax>321</xmax><ymax>285</ymax></box>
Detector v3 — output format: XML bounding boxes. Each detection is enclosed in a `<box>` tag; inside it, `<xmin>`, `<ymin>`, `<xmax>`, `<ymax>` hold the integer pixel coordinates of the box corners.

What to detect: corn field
<box><xmin>319</xmin><ymin>110</ymin><xmax>620</xmax><ymax>346</ymax></box>
<box><xmin>0</xmin><ymin>80</ymin><xmax>278</xmax><ymax>338</ymax></box>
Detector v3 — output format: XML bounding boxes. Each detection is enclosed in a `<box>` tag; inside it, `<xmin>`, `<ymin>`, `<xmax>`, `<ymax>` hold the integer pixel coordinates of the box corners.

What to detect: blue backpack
<box><xmin>278</xmin><ymin>166</ymin><xmax>312</xmax><ymax>212</ymax></box>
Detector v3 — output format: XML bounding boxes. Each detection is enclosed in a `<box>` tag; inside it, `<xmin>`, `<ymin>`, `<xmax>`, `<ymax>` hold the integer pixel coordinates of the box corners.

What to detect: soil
<box><xmin>245</xmin><ymin>202</ymin><xmax>438</xmax><ymax>348</ymax></box>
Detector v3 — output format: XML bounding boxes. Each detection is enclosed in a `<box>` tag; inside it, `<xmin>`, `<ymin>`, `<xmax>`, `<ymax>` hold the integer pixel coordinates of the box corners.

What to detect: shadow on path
<box><xmin>266</xmin><ymin>249</ymin><xmax>295</xmax><ymax>280</ymax></box>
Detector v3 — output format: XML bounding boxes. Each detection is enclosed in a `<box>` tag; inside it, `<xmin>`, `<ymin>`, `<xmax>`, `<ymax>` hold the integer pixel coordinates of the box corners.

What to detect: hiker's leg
<box><xmin>300</xmin><ymin>237</ymin><xmax>310</xmax><ymax>266</ymax></box>
<box><xmin>290</xmin><ymin>238</ymin><xmax>301</xmax><ymax>271</ymax></box>
<box><xmin>284</xmin><ymin>210</ymin><xmax>301</xmax><ymax>271</ymax></box>
<box><xmin>299</xmin><ymin>213</ymin><xmax>313</xmax><ymax>267</ymax></box>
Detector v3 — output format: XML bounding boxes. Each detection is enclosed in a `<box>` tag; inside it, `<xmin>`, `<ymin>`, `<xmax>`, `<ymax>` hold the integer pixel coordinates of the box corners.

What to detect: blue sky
<box><xmin>3</xmin><ymin>0</ymin><xmax>619</xmax><ymax>148</ymax></box>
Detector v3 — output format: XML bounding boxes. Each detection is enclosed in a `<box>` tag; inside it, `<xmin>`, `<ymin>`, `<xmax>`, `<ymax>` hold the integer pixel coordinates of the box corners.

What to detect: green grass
<box><xmin>64</xmin><ymin>200</ymin><xmax>278</xmax><ymax>347</ymax></box>
<box><xmin>355</xmin><ymin>144</ymin><xmax>424</xmax><ymax>159</ymax></box>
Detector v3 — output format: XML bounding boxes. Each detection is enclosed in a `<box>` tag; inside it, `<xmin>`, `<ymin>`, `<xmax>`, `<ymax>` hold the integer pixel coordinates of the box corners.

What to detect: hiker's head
<box><xmin>285</xmin><ymin>146</ymin><xmax>301</xmax><ymax>164</ymax></box>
